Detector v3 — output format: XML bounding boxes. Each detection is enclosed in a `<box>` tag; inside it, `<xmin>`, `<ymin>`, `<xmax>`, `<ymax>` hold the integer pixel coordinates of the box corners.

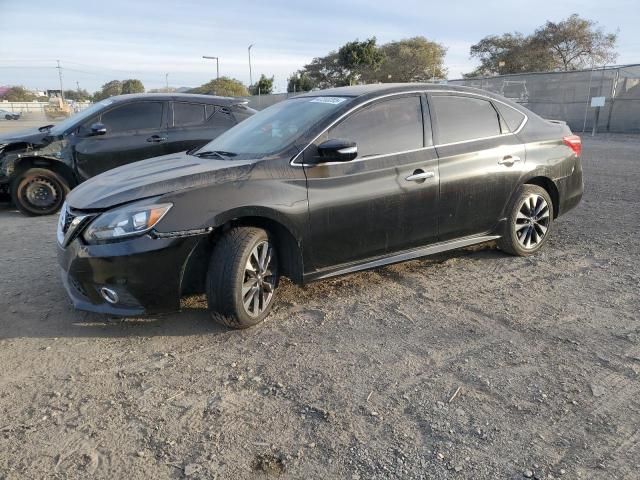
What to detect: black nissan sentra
<box><xmin>57</xmin><ymin>84</ymin><xmax>583</xmax><ymax>328</ymax></box>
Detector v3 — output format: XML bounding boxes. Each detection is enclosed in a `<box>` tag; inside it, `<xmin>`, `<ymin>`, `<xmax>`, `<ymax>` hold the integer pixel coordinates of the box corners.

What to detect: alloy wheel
<box><xmin>515</xmin><ymin>194</ymin><xmax>551</xmax><ymax>249</ymax></box>
<box><xmin>241</xmin><ymin>240</ymin><xmax>277</xmax><ymax>317</ymax></box>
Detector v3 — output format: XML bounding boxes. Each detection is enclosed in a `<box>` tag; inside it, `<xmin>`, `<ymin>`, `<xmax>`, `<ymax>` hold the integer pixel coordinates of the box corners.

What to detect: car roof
<box><xmin>106</xmin><ymin>93</ymin><xmax>248</xmax><ymax>106</ymax></box>
<box><xmin>296</xmin><ymin>82</ymin><xmax>499</xmax><ymax>99</ymax></box>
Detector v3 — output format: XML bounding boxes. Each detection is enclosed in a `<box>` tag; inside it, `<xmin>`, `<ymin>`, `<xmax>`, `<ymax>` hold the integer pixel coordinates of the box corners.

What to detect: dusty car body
<box><xmin>0</xmin><ymin>93</ymin><xmax>255</xmax><ymax>215</ymax></box>
<box><xmin>57</xmin><ymin>83</ymin><xmax>583</xmax><ymax>328</ymax></box>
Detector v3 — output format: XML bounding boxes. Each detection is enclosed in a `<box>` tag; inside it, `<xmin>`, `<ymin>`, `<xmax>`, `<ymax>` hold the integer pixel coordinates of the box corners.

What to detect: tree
<box><xmin>534</xmin><ymin>14</ymin><xmax>618</xmax><ymax>70</ymax></box>
<box><xmin>64</xmin><ymin>89</ymin><xmax>91</xmax><ymax>102</ymax></box>
<box><xmin>287</xmin><ymin>72</ymin><xmax>315</xmax><ymax>93</ymax></box>
<box><xmin>93</xmin><ymin>80</ymin><xmax>123</xmax><ymax>101</ymax></box>
<box><xmin>1</xmin><ymin>86</ymin><xmax>36</xmax><ymax>102</ymax></box>
<box><xmin>365</xmin><ymin>37</ymin><xmax>447</xmax><ymax>83</ymax></box>
<box><xmin>467</xmin><ymin>33</ymin><xmax>555</xmax><ymax>76</ymax></box>
<box><xmin>251</xmin><ymin>74</ymin><xmax>274</xmax><ymax>95</ymax></box>
<box><xmin>121</xmin><ymin>79</ymin><xmax>145</xmax><ymax>94</ymax></box>
<box><xmin>300</xmin><ymin>52</ymin><xmax>350</xmax><ymax>89</ymax></box>
<box><xmin>190</xmin><ymin>77</ymin><xmax>249</xmax><ymax>97</ymax></box>
<box><xmin>467</xmin><ymin>14</ymin><xmax>618</xmax><ymax>76</ymax></box>
<box><xmin>338</xmin><ymin>37</ymin><xmax>385</xmax><ymax>85</ymax></box>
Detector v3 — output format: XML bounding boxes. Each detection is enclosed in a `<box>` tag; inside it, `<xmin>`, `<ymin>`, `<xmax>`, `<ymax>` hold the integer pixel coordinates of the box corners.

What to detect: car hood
<box><xmin>66</xmin><ymin>151</ymin><xmax>255</xmax><ymax>210</ymax></box>
<box><xmin>0</xmin><ymin>127</ymin><xmax>53</xmax><ymax>145</ymax></box>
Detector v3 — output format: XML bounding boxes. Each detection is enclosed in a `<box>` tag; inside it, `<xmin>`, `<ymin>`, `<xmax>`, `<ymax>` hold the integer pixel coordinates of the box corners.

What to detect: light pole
<box><xmin>165</xmin><ymin>73</ymin><xmax>169</xmax><ymax>92</ymax></box>
<box><xmin>202</xmin><ymin>56</ymin><xmax>219</xmax><ymax>80</ymax></box>
<box><xmin>248</xmin><ymin>44</ymin><xmax>254</xmax><ymax>88</ymax></box>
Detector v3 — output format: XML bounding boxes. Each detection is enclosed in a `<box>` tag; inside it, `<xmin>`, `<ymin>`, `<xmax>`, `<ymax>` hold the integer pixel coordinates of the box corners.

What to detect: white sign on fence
<box><xmin>591</xmin><ymin>96</ymin><xmax>606</xmax><ymax>107</ymax></box>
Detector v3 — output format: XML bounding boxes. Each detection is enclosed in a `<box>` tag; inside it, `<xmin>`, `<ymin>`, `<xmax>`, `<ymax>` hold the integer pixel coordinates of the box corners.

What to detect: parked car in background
<box><xmin>57</xmin><ymin>84</ymin><xmax>583</xmax><ymax>329</ymax></box>
<box><xmin>0</xmin><ymin>93</ymin><xmax>255</xmax><ymax>215</ymax></box>
<box><xmin>0</xmin><ymin>109</ymin><xmax>21</xmax><ymax>120</ymax></box>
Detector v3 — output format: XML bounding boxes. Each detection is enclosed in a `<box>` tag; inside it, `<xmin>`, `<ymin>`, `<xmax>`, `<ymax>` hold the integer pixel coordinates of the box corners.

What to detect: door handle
<box><xmin>405</xmin><ymin>170</ymin><xmax>435</xmax><ymax>182</ymax></box>
<box><xmin>146</xmin><ymin>135</ymin><xmax>167</xmax><ymax>143</ymax></box>
<box><xmin>498</xmin><ymin>155</ymin><xmax>521</xmax><ymax>166</ymax></box>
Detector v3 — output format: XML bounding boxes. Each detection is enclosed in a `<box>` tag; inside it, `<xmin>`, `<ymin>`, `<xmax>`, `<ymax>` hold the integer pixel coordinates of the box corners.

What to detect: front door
<box><xmin>303</xmin><ymin>94</ymin><xmax>440</xmax><ymax>271</ymax></box>
<box><xmin>74</xmin><ymin>101</ymin><xmax>168</xmax><ymax>180</ymax></box>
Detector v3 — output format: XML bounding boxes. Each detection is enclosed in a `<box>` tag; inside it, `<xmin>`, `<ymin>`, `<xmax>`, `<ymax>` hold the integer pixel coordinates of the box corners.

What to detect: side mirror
<box><xmin>315</xmin><ymin>139</ymin><xmax>358</xmax><ymax>163</ymax></box>
<box><xmin>90</xmin><ymin>123</ymin><xmax>107</xmax><ymax>136</ymax></box>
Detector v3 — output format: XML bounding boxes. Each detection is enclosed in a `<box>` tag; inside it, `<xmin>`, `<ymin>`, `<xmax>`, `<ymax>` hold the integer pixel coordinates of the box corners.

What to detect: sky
<box><xmin>0</xmin><ymin>0</ymin><xmax>638</xmax><ymax>93</ymax></box>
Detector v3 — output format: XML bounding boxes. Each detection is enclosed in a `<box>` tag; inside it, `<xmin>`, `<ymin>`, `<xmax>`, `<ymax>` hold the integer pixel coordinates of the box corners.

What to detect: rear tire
<box><xmin>206</xmin><ymin>227</ymin><xmax>279</xmax><ymax>329</ymax></box>
<box><xmin>11</xmin><ymin>168</ymin><xmax>69</xmax><ymax>216</ymax></box>
<box><xmin>498</xmin><ymin>184</ymin><xmax>553</xmax><ymax>256</ymax></box>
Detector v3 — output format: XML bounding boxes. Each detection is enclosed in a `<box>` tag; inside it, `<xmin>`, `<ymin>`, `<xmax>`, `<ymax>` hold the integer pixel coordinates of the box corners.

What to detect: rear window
<box><xmin>174</xmin><ymin>102</ymin><xmax>206</xmax><ymax>127</ymax></box>
<box><xmin>431</xmin><ymin>95</ymin><xmax>501</xmax><ymax>144</ymax></box>
<box><xmin>495</xmin><ymin>102</ymin><xmax>526</xmax><ymax>132</ymax></box>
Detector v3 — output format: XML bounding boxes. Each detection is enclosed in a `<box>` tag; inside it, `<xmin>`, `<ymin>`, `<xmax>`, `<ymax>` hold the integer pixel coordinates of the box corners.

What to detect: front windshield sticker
<box><xmin>309</xmin><ymin>97</ymin><xmax>347</xmax><ymax>105</ymax></box>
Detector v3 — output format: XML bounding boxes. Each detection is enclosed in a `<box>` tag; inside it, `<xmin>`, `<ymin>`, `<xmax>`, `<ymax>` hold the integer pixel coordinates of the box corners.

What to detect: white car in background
<box><xmin>0</xmin><ymin>109</ymin><xmax>21</xmax><ymax>120</ymax></box>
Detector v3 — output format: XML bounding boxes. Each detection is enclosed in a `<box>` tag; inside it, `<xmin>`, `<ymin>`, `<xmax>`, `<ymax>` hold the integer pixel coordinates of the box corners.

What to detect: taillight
<box><xmin>563</xmin><ymin>135</ymin><xmax>582</xmax><ymax>157</ymax></box>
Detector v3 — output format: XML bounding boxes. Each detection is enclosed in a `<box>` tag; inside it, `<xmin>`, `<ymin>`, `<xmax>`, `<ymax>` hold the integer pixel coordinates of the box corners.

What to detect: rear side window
<box><xmin>101</xmin><ymin>102</ymin><xmax>163</xmax><ymax>133</ymax></box>
<box><xmin>431</xmin><ymin>95</ymin><xmax>501</xmax><ymax>144</ymax></box>
<box><xmin>494</xmin><ymin>102</ymin><xmax>526</xmax><ymax>132</ymax></box>
<box><xmin>174</xmin><ymin>102</ymin><xmax>206</xmax><ymax>127</ymax></box>
<box><xmin>329</xmin><ymin>96</ymin><xmax>423</xmax><ymax>157</ymax></box>
<box><xmin>207</xmin><ymin>107</ymin><xmax>235</xmax><ymax>129</ymax></box>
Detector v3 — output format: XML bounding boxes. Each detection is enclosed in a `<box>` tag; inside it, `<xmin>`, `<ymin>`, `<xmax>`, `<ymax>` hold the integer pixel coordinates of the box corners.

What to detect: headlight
<box><xmin>82</xmin><ymin>201</ymin><xmax>172</xmax><ymax>243</ymax></box>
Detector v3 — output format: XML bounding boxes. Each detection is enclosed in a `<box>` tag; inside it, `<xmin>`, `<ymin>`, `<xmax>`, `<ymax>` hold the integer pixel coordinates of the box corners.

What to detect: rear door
<box><xmin>167</xmin><ymin>102</ymin><xmax>236</xmax><ymax>153</ymax></box>
<box><xmin>303</xmin><ymin>93</ymin><xmax>440</xmax><ymax>271</ymax></box>
<box><xmin>74</xmin><ymin>101</ymin><xmax>167</xmax><ymax>180</ymax></box>
<box><xmin>430</xmin><ymin>93</ymin><xmax>526</xmax><ymax>240</ymax></box>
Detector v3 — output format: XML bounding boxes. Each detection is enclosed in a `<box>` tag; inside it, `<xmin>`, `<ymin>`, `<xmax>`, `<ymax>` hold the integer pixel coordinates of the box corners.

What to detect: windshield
<box><xmin>50</xmin><ymin>99</ymin><xmax>115</xmax><ymax>135</ymax></box>
<box><xmin>196</xmin><ymin>96</ymin><xmax>351</xmax><ymax>159</ymax></box>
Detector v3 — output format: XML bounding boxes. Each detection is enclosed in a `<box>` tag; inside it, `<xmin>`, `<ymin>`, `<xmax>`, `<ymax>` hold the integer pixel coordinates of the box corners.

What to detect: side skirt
<box><xmin>303</xmin><ymin>234</ymin><xmax>501</xmax><ymax>283</ymax></box>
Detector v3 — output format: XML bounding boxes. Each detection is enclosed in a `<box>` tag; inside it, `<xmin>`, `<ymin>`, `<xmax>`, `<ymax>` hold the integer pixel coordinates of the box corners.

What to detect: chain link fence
<box><xmin>449</xmin><ymin>64</ymin><xmax>640</xmax><ymax>133</ymax></box>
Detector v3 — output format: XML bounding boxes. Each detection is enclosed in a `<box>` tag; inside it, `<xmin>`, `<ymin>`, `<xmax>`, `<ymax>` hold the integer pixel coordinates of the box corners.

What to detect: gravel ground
<box><xmin>0</xmin><ymin>134</ymin><xmax>638</xmax><ymax>480</ymax></box>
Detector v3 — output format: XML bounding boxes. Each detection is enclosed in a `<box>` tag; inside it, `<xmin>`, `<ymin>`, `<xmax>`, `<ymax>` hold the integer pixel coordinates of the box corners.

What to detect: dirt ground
<box><xmin>0</xmin><ymin>134</ymin><xmax>638</xmax><ymax>480</ymax></box>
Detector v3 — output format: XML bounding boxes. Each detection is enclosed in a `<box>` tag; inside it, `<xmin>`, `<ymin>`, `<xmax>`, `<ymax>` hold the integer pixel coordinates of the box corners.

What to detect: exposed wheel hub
<box><xmin>24</xmin><ymin>177</ymin><xmax>58</xmax><ymax>209</ymax></box>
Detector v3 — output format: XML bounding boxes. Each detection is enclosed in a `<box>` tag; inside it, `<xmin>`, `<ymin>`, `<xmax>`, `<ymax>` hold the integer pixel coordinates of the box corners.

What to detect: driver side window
<box><xmin>100</xmin><ymin>102</ymin><xmax>164</xmax><ymax>134</ymax></box>
<box><xmin>328</xmin><ymin>95</ymin><xmax>424</xmax><ymax>158</ymax></box>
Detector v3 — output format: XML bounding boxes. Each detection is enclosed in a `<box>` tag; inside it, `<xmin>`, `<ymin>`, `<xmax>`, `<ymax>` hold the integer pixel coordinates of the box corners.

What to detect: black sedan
<box><xmin>0</xmin><ymin>93</ymin><xmax>255</xmax><ymax>215</ymax></box>
<box><xmin>57</xmin><ymin>84</ymin><xmax>583</xmax><ymax>328</ymax></box>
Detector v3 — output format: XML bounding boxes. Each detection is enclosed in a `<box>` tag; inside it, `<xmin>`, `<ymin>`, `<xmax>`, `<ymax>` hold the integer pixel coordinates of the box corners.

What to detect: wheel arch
<box><xmin>12</xmin><ymin>156</ymin><xmax>77</xmax><ymax>189</ymax></box>
<box><xmin>522</xmin><ymin>175</ymin><xmax>559</xmax><ymax>219</ymax></box>
<box><xmin>179</xmin><ymin>213</ymin><xmax>305</xmax><ymax>297</ymax></box>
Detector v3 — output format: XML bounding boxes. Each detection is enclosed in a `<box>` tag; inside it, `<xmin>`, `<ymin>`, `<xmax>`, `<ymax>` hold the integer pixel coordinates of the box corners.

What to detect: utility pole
<box><xmin>56</xmin><ymin>59</ymin><xmax>65</xmax><ymax>101</ymax></box>
<box><xmin>202</xmin><ymin>56</ymin><xmax>219</xmax><ymax>80</ymax></box>
<box><xmin>248</xmin><ymin>44</ymin><xmax>254</xmax><ymax>88</ymax></box>
<box><xmin>76</xmin><ymin>81</ymin><xmax>81</xmax><ymax>93</ymax></box>
<box><xmin>165</xmin><ymin>73</ymin><xmax>169</xmax><ymax>92</ymax></box>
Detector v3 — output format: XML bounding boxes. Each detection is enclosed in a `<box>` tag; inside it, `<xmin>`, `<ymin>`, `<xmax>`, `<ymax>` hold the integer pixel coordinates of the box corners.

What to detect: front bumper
<box><xmin>58</xmin><ymin>233</ymin><xmax>202</xmax><ymax>316</ymax></box>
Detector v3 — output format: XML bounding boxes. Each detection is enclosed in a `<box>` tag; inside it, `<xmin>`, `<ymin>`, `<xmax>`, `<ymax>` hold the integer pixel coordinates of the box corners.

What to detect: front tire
<box><xmin>11</xmin><ymin>168</ymin><xmax>69</xmax><ymax>216</ymax></box>
<box><xmin>206</xmin><ymin>227</ymin><xmax>279</xmax><ymax>329</ymax></box>
<box><xmin>498</xmin><ymin>184</ymin><xmax>553</xmax><ymax>256</ymax></box>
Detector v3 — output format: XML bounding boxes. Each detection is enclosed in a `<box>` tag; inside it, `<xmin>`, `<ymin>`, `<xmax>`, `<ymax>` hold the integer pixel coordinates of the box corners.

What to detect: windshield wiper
<box><xmin>38</xmin><ymin>124</ymin><xmax>54</xmax><ymax>132</ymax></box>
<box><xmin>192</xmin><ymin>150</ymin><xmax>235</xmax><ymax>160</ymax></box>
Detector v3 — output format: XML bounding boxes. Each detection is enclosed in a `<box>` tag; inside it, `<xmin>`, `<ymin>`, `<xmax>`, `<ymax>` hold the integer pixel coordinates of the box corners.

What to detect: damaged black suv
<box><xmin>0</xmin><ymin>93</ymin><xmax>254</xmax><ymax>215</ymax></box>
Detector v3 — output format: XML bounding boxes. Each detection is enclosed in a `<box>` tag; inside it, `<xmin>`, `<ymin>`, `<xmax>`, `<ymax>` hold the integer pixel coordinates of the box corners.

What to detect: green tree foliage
<box><xmin>190</xmin><ymin>77</ymin><xmax>249</xmax><ymax>97</ymax></box>
<box><xmin>287</xmin><ymin>72</ymin><xmax>315</xmax><ymax>93</ymax></box>
<box><xmin>251</xmin><ymin>74</ymin><xmax>274</xmax><ymax>95</ymax></box>
<box><xmin>467</xmin><ymin>14</ymin><xmax>618</xmax><ymax>76</ymax></box>
<box><xmin>365</xmin><ymin>37</ymin><xmax>447</xmax><ymax>83</ymax></box>
<box><xmin>1</xmin><ymin>86</ymin><xmax>36</xmax><ymax>102</ymax></box>
<box><xmin>121</xmin><ymin>79</ymin><xmax>145</xmax><ymax>94</ymax></box>
<box><xmin>338</xmin><ymin>37</ymin><xmax>385</xmax><ymax>85</ymax></box>
<box><xmin>535</xmin><ymin>14</ymin><xmax>618</xmax><ymax>70</ymax></box>
<box><xmin>295</xmin><ymin>36</ymin><xmax>446</xmax><ymax>88</ymax></box>
<box><xmin>63</xmin><ymin>89</ymin><xmax>91</xmax><ymax>102</ymax></box>
<box><xmin>93</xmin><ymin>80</ymin><xmax>123</xmax><ymax>101</ymax></box>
